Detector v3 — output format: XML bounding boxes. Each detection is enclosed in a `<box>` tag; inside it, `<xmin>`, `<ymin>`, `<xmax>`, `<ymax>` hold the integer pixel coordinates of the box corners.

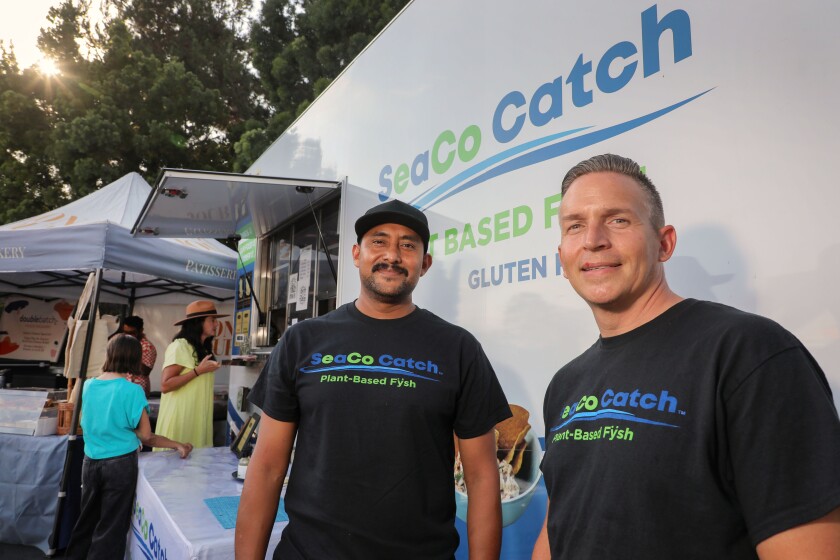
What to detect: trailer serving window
<box><xmin>130</xmin><ymin>169</ymin><xmax>343</xmax><ymax>351</ymax></box>
<box><xmin>256</xmin><ymin>197</ymin><xmax>339</xmax><ymax>346</ymax></box>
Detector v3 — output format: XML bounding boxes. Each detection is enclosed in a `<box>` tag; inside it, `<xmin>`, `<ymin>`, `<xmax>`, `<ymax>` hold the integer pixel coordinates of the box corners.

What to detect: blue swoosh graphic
<box><xmin>549</xmin><ymin>408</ymin><xmax>633</xmax><ymax>431</ymax></box>
<box><xmin>413</xmin><ymin>89</ymin><xmax>713</xmax><ymax>212</ymax></box>
<box><xmin>550</xmin><ymin>408</ymin><xmax>679</xmax><ymax>431</ymax></box>
<box><xmin>300</xmin><ymin>364</ymin><xmax>440</xmax><ymax>382</ymax></box>
<box><xmin>408</xmin><ymin>126</ymin><xmax>592</xmax><ymax>208</ymax></box>
<box><xmin>131</xmin><ymin>525</ymin><xmax>153</xmax><ymax>560</ymax></box>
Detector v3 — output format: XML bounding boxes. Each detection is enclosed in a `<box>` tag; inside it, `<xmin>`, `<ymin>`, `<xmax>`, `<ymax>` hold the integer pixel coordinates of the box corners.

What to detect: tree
<box><xmin>47</xmin><ymin>17</ymin><xmax>237</xmax><ymax>194</ymax></box>
<box><xmin>108</xmin><ymin>0</ymin><xmax>265</xmax><ymax>140</ymax></box>
<box><xmin>1</xmin><ymin>0</ymin><xmax>408</xmax><ymax>223</ymax></box>
<box><xmin>0</xmin><ymin>43</ymin><xmax>68</xmax><ymax>223</ymax></box>
<box><xmin>234</xmin><ymin>0</ymin><xmax>410</xmax><ymax>171</ymax></box>
<box><xmin>0</xmin><ymin>0</ymin><xmax>263</xmax><ymax>219</ymax></box>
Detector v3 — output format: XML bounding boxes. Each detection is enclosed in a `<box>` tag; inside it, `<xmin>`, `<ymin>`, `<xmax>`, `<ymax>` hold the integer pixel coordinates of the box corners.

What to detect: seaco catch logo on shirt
<box><xmin>549</xmin><ymin>387</ymin><xmax>686</xmax><ymax>444</ymax></box>
<box><xmin>300</xmin><ymin>351</ymin><xmax>443</xmax><ymax>389</ymax></box>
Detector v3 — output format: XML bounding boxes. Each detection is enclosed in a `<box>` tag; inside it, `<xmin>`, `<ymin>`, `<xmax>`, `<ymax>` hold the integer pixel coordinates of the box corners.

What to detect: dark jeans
<box><xmin>65</xmin><ymin>451</ymin><xmax>138</xmax><ymax>560</ymax></box>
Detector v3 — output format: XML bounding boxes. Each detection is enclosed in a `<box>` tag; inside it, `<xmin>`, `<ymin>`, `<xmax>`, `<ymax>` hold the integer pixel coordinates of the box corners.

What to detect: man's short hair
<box><xmin>124</xmin><ymin>315</ymin><xmax>144</xmax><ymax>331</ymax></box>
<box><xmin>561</xmin><ymin>154</ymin><xmax>665</xmax><ymax>230</ymax></box>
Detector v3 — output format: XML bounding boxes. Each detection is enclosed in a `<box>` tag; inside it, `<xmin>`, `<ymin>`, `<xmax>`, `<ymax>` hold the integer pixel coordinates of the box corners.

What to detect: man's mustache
<box><xmin>372</xmin><ymin>263</ymin><xmax>408</xmax><ymax>276</ymax></box>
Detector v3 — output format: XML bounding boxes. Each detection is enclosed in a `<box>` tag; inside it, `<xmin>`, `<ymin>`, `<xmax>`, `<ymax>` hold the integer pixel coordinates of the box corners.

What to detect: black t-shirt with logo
<box><xmin>250</xmin><ymin>302</ymin><xmax>511</xmax><ymax>560</ymax></box>
<box><xmin>541</xmin><ymin>299</ymin><xmax>840</xmax><ymax>559</ymax></box>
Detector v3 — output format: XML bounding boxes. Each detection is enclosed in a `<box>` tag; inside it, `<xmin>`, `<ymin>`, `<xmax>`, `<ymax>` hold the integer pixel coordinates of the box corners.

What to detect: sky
<box><xmin>0</xmin><ymin>0</ymin><xmax>63</xmax><ymax>69</ymax></box>
<box><xmin>1</xmin><ymin>0</ymin><xmax>263</xmax><ymax>70</ymax></box>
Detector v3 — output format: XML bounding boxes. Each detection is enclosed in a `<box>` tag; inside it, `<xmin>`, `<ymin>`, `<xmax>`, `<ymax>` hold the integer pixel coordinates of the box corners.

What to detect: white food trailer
<box><xmin>130</xmin><ymin>0</ymin><xmax>840</xmax><ymax>554</ymax></box>
<box><xmin>133</xmin><ymin>0</ymin><xmax>840</xmax><ymax>440</ymax></box>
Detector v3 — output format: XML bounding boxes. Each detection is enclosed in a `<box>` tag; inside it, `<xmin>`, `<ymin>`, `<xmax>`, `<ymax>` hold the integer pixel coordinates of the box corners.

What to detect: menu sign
<box><xmin>0</xmin><ymin>297</ymin><xmax>72</xmax><ymax>361</ymax></box>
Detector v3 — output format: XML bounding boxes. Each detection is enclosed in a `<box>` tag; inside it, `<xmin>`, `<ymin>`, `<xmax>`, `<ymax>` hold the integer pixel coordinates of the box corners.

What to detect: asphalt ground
<box><xmin>0</xmin><ymin>543</ymin><xmax>64</xmax><ymax>559</ymax></box>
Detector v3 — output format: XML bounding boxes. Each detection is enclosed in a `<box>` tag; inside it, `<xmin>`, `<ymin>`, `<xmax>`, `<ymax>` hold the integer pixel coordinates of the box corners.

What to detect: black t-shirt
<box><xmin>541</xmin><ymin>299</ymin><xmax>840</xmax><ymax>559</ymax></box>
<box><xmin>250</xmin><ymin>302</ymin><xmax>511</xmax><ymax>560</ymax></box>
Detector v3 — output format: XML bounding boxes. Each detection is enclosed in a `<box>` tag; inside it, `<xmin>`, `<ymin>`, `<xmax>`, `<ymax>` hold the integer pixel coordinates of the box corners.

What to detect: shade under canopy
<box><xmin>0</xmin><ymin>173</ymin><xmax>237</xmax><ymax>303</ymax></box>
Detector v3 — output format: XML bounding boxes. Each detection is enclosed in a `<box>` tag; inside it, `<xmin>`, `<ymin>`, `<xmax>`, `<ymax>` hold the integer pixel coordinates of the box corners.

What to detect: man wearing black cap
<box><xmin>237</xmin><ymin>200</ymin><xmax>511</xmax><ymax>560</ymax></box>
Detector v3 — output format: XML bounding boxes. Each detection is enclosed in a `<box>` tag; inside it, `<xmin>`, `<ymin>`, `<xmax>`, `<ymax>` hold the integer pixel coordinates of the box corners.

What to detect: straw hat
<box><xmin>174</xmin><ymin>300</ymin><xmax>229</xmax><ymax>326</ymax></box>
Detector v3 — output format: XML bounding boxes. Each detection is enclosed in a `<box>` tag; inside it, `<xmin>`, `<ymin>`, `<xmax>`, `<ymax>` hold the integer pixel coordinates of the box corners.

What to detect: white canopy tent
<box><xmin>0</xmin><ymin>172</ymin><xmax>237</xmax><ymax>304</ymax></box>
<box><xmin>0</xmin><ymin>173</ymin><xmax>239</xmax><ymax>556</ymax></box>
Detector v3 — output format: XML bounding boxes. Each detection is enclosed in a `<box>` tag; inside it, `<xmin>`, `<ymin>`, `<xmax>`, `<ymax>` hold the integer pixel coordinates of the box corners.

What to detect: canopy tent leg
<box><xmin>127</xmin><ymin>285</ymin><xmax>136</xmax><ymax>316</ymax></box>
<box><xmin>46</xmin><ymin>268</ymin><xmax>103</xmax><ymax>557</ymax></box>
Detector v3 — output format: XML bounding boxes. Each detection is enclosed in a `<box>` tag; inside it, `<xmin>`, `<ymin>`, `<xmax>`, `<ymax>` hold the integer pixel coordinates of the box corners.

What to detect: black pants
<box><xmin>65</xmin><ymin>451</ymin><xmax>138</xmax><ymax>560</ymax></box>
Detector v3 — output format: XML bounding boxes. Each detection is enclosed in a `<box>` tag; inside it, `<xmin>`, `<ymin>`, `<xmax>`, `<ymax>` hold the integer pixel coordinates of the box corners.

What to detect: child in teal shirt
<box><xmin>65</xmin><ymin>334</ymin><xmax>192</xmax><ymax>560</ymax></box>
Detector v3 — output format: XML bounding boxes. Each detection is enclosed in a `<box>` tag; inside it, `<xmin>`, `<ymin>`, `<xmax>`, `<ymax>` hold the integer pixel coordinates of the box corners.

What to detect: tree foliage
<box><xmin>0</xmin><ymin>0</ymin><xmax>408</xmax><ymax>223</ymax></box>
<box><xmin>0</xmin><ymin>45</ymin><xmax>67</xmax><ymax>222</ymax></box>
<box><xmin>235</xmin><ymin>0</ymin><xmax>409</xmax><ymax>171</ymax></box>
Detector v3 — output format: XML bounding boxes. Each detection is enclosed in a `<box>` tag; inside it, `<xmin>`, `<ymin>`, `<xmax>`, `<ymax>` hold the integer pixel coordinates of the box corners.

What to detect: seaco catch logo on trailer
<box><xmin>377</xmin><ymin>4</ymin><xmax>704</xmax><ymax>212</ymax></box>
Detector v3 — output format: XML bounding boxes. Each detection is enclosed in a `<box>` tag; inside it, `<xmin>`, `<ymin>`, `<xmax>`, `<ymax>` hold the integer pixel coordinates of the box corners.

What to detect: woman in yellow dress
<box><xmin>154</xmin><ymin>300</ymin><xmax>227</xmax><ymax>449</ymax></box>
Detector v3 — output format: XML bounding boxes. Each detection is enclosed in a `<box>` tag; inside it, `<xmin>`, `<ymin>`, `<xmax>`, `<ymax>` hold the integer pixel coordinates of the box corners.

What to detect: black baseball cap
<box><xmin>354</xmin><ymin>200</ymin><xmax>430</xmax><ymax>253</ymax></box>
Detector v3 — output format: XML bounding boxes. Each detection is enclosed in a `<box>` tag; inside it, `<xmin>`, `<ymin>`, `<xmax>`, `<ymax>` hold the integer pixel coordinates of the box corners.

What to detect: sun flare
<box><xmin>36</xmin><ymin>57</ymin><xmax>60</xmax><ymax>77</ymax></box>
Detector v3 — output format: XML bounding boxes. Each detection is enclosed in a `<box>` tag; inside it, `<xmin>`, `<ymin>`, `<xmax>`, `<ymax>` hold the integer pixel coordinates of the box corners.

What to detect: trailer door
<box><xmin>132</xmin><ymin>169</ymin><xmax>343</xmax><ymax>348</ymax></box>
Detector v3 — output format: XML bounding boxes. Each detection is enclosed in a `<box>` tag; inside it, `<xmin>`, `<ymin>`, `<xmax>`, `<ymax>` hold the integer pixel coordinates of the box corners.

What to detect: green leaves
<box><xmin>233</xmin><ymin>0</ymin><xmax>409</xmax><ymax>170</ymax></box>
<box><xmin>1</xmin><ymin>0</ymin><xmax>408</xmax><ymax>224</ymax></box>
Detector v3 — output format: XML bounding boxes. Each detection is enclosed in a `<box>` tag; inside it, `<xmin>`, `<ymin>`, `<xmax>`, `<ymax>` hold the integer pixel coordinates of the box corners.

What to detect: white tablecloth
<box><xmin>128</xmin><ymin>447</ymin><xmax>285</xmax><ymax>560</ymax></box>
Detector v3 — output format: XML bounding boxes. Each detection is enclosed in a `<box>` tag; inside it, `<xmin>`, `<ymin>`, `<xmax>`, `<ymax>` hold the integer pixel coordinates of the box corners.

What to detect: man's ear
<box><xmin>558</xmin><ymin>244</ymin><xmax>568</xmax><ymax>279</ymax></box>
<box><xmin>657</xmin><ymin>225</ymin><xmax>677</xmax><ymax>262</ymax></box>
<box><xmin>352</xmin><ymin>243</ymin><xmax>361</xmax><ymax>269</ymax></box>
<box><xmin>420</xmin><ymin>252</ymin><xmax>433</xmax><ymax>277</ymax></box>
